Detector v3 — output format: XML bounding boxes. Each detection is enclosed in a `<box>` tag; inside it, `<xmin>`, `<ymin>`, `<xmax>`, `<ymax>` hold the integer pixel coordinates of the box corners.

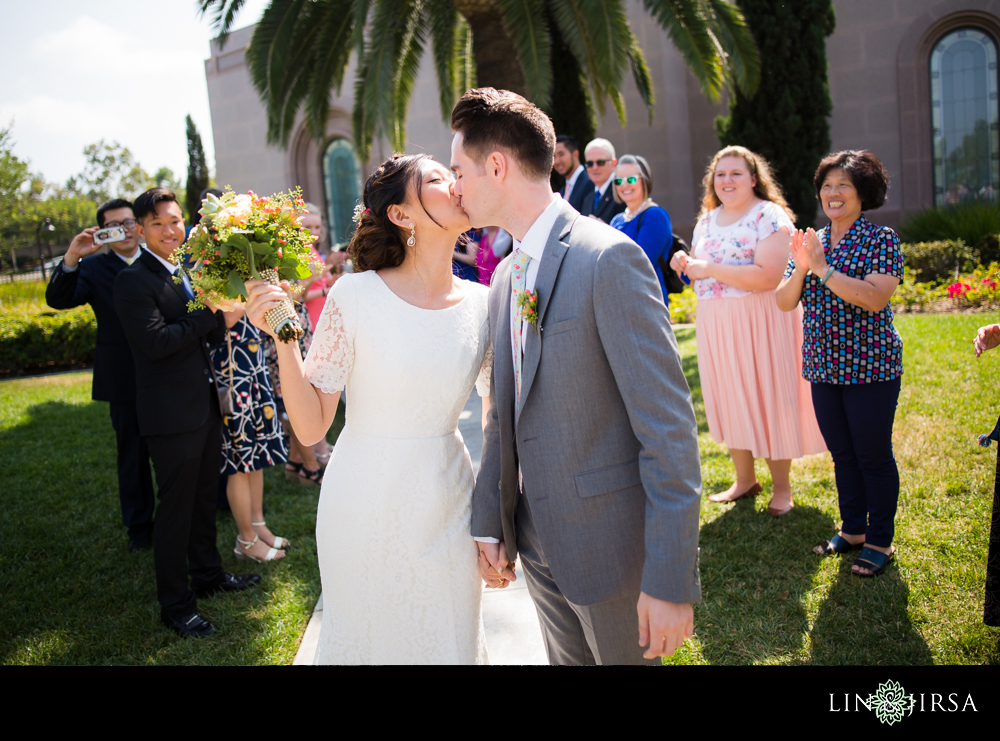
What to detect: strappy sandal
<box><xmin>298</xmin><ymin>466</ymin><xmax>323</xmax><ymax>488</ymax></box>
<box><xmin>284</xmin><ymin>461</ymin><xmax>303</xmax><ymax>482</ymax></box>
<box><xmin>853</xmin><ymin>546</ymin><xmax>895</xmax><ymax>577</ymax></box>
<box><xmin>252</xmin><ymin>520</ymin><xmax>289</xmax><ymax>549</ymax></box>
<box><xmin>814</xmin><ymin>533</ymin><xmax>864</xmax><ymax>556</ymax></box>
<box><xmin>234</xmin><ymin>534</ymin><xmax>282</xmax><ymax>562</ymax></box>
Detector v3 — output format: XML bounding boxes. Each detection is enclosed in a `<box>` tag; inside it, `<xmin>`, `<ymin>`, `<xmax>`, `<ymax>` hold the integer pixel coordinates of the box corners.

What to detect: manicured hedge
<box><xmin>899</xmin><ymin>239</ymin><xmax>974</xmax><ymax>283</ymax></box>
<box><xmin>0</xmin><ymin>306</ymin><xmax>96</xmax><ymax>376</ymax></box>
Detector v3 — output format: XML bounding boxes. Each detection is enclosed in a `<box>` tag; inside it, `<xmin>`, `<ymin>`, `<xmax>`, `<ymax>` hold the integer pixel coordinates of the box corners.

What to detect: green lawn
<box><xmin>1</xmin><ymin>314</ymin><xmax>998</xmax><ymax>664</ymax></box>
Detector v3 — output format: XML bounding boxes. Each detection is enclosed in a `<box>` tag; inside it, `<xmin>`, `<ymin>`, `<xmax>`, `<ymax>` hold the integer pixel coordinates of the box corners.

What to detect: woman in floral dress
<box><xmin>671</xmin><ymin>146</ymin><xmax>825</xmax><ymax>516</ymax></box>
<box><xmin>212</xmin><ymin>308</ymin><xmax>290</xmax><ymax>562</ymax></box>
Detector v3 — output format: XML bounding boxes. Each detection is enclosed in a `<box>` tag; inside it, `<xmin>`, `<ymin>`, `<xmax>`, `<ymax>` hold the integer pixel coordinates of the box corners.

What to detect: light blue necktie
<box><xmin>174</xmin><ymin>267</ymin><xmax>195</xmax><ymax>301</ymax></box>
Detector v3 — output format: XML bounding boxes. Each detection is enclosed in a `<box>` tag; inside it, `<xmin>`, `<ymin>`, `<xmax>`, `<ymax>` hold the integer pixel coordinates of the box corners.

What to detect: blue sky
<box><xmin>0</xmin><ymin>0</ymin><xmax>270</xmax><ymax>187</ymax></box>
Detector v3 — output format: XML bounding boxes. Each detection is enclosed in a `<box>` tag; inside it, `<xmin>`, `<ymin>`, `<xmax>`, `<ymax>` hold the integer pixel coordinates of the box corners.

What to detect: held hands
<box><xmin>974</xmin><ymin>324</ymin><xmax>1000</xmax><ymax>357</ymax></box>
<box><xmin>62</xmin><ymin>228</ymin><xmax>103</xmax><ymax>268</ymax></box>
<box><xmin>477</xmin><ymin>541</ymin><xmax>516</xmax><ymax>589</ymax></box>
<box><xmin>637</xmin><ymin>593</ymin><xmax>693</xmax><ymax>659</ymax></box>
<box><xmin>243</xmin><ymin>279</ymin><xmax>296</xmax><ymax>340</ymax></box>
<box><xmin>669</xmin><ymin>250</ymin><xmax>708</xmax><ymax>281</ymax></box>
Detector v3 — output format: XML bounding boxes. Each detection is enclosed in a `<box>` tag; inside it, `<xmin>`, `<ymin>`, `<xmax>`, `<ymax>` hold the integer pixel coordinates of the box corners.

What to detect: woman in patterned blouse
<box><xmin>776</xmin><ymin>150</ymin><xmax>903</xmax><ymax>577</ymax></box>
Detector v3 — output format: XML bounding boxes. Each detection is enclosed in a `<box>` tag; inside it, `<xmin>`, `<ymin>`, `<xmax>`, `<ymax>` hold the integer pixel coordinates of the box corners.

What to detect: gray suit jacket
<box><xmin>472</xmin><ymin>199</ymin><xmax>702</xmax><ymax>606</ymax></box>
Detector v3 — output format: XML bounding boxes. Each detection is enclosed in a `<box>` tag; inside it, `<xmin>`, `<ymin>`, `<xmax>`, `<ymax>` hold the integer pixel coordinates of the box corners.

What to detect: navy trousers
<box><xmin>810</xmin><ymin>378</ymin><xmax>901</xmax><ymax>548</ymax></box>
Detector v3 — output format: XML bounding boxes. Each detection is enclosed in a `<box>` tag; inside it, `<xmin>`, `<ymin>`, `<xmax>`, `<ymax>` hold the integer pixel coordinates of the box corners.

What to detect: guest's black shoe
<box><xmin>161</xmin><ymin>611</ymin><xmax>215</xmax><ymax>638</ymax></box>
<box><xmin>193</xmin><ymin>572</ymin><xmax>262</xmax><ymax>598</ymax></box>
<box><xmin>127</xmin><ymin>537</ymin><xmax>152</xmax><ymax>553</ymax></box>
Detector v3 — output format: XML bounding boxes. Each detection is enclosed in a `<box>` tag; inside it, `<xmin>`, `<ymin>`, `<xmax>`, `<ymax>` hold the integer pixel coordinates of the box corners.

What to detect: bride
<box><xmin>244</xmin><ymin>154</ymin><xmax>495</xmax><ymax>664</ymax></box>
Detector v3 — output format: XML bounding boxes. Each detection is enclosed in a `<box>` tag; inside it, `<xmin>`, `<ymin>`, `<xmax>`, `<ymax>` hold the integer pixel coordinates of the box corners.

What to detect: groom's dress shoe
<box><xmin>193</xmin><ymin>572</ymin><xmax>261</xmax><ymax>598</ymax></box>
<box><xmin>161</xmin><ymin>611</ymin><xmax>215</xmax><ymax>638</ymax></box>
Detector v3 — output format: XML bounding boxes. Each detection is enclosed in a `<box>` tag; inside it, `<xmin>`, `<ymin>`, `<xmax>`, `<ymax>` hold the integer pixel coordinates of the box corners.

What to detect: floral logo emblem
<box><xmin>868</xmin><ymin>680</ymin><xmax>914</xmax><ymax>725</ymax></box>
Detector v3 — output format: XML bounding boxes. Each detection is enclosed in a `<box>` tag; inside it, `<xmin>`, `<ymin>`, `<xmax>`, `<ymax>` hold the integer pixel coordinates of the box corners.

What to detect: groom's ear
<box><xmin>487</xmin><ymin>151</ymin><xmax>507</xmax><ymax>182</ymax></box>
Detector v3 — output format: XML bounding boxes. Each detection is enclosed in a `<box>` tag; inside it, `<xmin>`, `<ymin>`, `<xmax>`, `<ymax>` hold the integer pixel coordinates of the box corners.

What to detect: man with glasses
<box><xmin>46</xmin><ymin>198</ymin><xmax>155</xmax><ymax>553</ymax></box>
<box><xmin>580</xmin><ymin>138</ymin><xmax>625</xmax><ymax>224</ymax></box>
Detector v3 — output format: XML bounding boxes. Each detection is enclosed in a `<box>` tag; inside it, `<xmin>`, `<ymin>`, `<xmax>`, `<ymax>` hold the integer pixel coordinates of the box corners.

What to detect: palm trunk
<box><xmin>452</xmin><ymin>0</ymin><xmax>527</xmax><ymax>98</ymax></box>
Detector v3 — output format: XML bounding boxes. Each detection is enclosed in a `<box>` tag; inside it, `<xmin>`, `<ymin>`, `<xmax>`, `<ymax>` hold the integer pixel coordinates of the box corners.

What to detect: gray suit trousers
<box><xmin>516</xmin><ymin>491</ymin><xmax>657</xmax><ymax>665</ymax></box>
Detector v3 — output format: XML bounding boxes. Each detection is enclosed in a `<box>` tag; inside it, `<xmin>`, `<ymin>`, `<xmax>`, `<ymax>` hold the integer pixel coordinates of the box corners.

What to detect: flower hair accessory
<box><xmin>352</xmin><ymin>203</ymin><xmax>370</xmax><ymax>224</ymax></box>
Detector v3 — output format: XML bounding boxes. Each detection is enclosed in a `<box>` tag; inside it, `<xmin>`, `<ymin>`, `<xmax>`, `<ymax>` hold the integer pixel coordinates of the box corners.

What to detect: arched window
<box><xmin>322</xmin><ymin>138</ymin><xmax>362</xmax><ymax>247</ymax></box>
<box><xmin>931</xmin><ymin>28</ymin><xmax>1000</xmax><ymax>205</ymax></box>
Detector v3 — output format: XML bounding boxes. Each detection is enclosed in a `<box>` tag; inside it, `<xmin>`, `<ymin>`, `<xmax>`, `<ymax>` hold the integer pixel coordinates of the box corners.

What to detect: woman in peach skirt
<box><xmin>670</xmin><ymin>146</ymin><xmax>825</xmax><ymax>516</ymax></box>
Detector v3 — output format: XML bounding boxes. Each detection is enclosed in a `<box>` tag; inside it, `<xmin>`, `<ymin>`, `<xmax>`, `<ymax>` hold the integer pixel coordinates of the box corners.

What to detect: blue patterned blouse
<box><xmin>783</xmin><ymin>214</ymin><xmax>904</xmax><ymax>385</ymax></box>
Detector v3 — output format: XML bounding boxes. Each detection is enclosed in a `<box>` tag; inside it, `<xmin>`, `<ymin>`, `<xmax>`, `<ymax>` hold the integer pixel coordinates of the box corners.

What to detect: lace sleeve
<box><xmin>475</xmin><ymin>341</ymin><xmax>493</xmax><ymax>398</ymax></box>
<box><xmin>302</xmin><ymin>278</ymin><xmax>355</xmax><ymax>395</ymax></box>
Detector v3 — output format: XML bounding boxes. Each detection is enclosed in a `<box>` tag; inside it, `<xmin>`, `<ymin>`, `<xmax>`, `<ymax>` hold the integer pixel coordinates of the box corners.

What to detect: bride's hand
<box><xmin>244</xmin><ymin>279</ymin><xmax>293</xmax><ymax>340</ymax></box>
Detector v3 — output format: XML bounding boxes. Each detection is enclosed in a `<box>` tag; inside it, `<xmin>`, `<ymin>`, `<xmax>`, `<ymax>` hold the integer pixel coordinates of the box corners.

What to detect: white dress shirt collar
<box><xmin>563</xmin><ymin>165</ymin><xmax>584</xmax><ymax>197</ymax></box>
<box><xmin>595</xmin><ymin>178</ymin><xmax>612</xmax><ymax>198</ymax></box>
<box><xmin>146</xmin><ymin>247</ymin><xmax>179</xmax><ymax>274</ymax></box>
<box><xmin>114</xmin><ymin>244</ymin><xmax>142</xmax><ymax>265</ymax></box>
<box><xmin>513</xmin><ymin>197</ymin><xmax>562</xmax><ymax>264</ymax></box>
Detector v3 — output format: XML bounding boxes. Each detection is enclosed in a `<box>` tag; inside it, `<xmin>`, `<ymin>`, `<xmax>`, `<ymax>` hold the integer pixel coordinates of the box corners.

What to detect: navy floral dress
<box><xmin>784</xmin><ymin>214</ymin><xmax>904</xmax><ymax>384</ymax></box>
<box><xmin>211</xmin><ymin>315</ymin><xmax>288</xmax><ymax>474</ymax></box>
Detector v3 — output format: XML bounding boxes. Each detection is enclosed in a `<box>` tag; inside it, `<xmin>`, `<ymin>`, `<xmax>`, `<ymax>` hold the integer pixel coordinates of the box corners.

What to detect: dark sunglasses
<box><xmin>105</xmin><ymin>219</ymin><xmax>138</xmax><ymax>229</ymax></box>
<box><xmin>585</xmin><ymin>159</ymin><xmax>609</xmax><ymax>168</ymax></box>
<box><xmin>613</xmin><ymin>176</ymin><xmax>640</xmax><ymax>186</ymax></box>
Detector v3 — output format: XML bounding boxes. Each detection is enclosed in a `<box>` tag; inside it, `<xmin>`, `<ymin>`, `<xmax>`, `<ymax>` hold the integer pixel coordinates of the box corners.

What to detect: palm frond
<box><xmin>304</xmin><ymin>0</ymin><xmax>358</xmax><ymax>140</ymax></box>
<box><xmin>625</xmin><ymin>28</ymin><xmax>655</xmax><ymax>124</ymax></box>
<box><xmin>426</xmin><ymin>0</ymin><xmax>461</xmax><ymax>121</ymax></box>
<box><xmin>494</xmin><ymin>0</ymin><xmax>552</xmax><ymax>107</ymax></box>
<box><xmin>458</xmin><ymin>16</ymin><xmax>477</xmax><ymax>91</ymax></box>
<box><xmin>705</xmin><ymin>0</ymin><xmax>760</xmax><ymax>96</ymax></box>
<box><xmin>641</xmin><ymin>0</ymin><xmax>723</xmax><ymax>101</ymax></box>
<box><xmin>198</xmin><ymin>0</ymin><xmax>248</xmax><ymax>48</ymax></box>
<box><xmin>392</xmin><ymin>2</ymin><xmax>428</xmax><ymax>149</ymax></box>
<box><xmin>353</xmin><ymin>0</ymin><xmax>374</xmax><ymax>56</ymax></box>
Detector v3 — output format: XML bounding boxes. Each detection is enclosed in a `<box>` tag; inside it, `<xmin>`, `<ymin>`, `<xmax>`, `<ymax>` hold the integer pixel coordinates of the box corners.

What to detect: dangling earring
<box><xmin>407</xmin><ymin>223</ymin><xmax>415</xmax><ymax>247</ymax></box>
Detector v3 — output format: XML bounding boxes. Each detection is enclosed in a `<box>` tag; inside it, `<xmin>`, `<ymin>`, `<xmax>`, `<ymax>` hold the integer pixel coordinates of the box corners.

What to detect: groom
<box><xmin>452</xmin><ymin>89</ymin><xmax>702</xmax><ymax>664</ymax></box>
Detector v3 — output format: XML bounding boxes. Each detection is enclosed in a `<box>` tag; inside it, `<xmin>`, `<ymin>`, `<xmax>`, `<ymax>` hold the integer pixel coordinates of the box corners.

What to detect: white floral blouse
<box><xmin>690</xmin><ymin>200</ymin><xmax>794</xmax><ymax>300</ymax></box>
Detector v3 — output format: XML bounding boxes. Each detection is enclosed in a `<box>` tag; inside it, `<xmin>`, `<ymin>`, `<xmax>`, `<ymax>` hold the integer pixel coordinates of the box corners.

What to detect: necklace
<box><xmin>623</xmin><ymin>198</ymin><xmax>653</xmax><ymax>222</ymax></box>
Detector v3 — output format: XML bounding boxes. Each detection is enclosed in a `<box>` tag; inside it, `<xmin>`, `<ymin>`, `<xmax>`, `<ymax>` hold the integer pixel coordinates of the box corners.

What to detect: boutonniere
<box><xmin>516</xmin><ymin>289</ymin><xmax>539</xmax><ymax>333</ymax></box>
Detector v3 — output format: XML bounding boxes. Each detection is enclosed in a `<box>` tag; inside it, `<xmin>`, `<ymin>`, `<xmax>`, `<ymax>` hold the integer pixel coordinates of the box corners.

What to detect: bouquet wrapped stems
<box><xmin>260</xmin><ymin>269</ymin><xmax>305</xmax><ymax>342</ymax></box>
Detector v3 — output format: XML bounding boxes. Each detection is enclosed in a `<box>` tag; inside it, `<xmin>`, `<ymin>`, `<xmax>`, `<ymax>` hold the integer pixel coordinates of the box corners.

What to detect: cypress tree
<box><xmin>185</xmin><ymin>115</ymin><xmax>209</xmax><ymax>221</ymax></box>
<box><xmin>715</xmin><ymin>0</ymin><xmax>836</xmax><ymax>227</ymax></box>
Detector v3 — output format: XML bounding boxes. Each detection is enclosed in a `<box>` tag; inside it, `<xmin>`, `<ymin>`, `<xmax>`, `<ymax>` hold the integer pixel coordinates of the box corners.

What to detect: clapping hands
<box><xmin>790</xmin><ymin>228</ymin><xmax>828</xmax><ymax>275</ymax></box>
<box><xmin>669</xmin><ymin>250</ymin><xmax>709</xmax><ymax>281</ymax></box>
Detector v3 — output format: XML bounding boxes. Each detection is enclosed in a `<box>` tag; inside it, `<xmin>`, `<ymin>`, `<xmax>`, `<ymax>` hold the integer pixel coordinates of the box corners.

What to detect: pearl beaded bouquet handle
<box><xmin>174</xmin><ymin>187</ymin><xmax>322</xmax><ymax>342</ymax></box>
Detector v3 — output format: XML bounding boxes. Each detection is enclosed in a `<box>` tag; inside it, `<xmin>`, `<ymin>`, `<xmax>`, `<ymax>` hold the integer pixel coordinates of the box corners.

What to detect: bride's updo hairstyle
<box><xmin>348</xmin><ymin>153</ymin><xmax>443</xmax><ymax>273</ymax></box>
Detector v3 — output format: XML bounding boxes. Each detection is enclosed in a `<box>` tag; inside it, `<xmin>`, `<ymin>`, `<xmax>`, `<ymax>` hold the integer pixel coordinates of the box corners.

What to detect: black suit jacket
<box><xmin>113</xmin><ymin>249</ymin><xmax>227</xmax><ymax>437</ymax></box>
<box><xmin>45</xmin><ymin>252</ymin><xmax>137</xmax><ymax>403</ymax></box>
<box><xmin>580</xmin><ymin>183</ymin><xmax>626</xmax><ymax>224</ymax></box>
<box><xmin>562</xmin><ymin>169</ymin><xmax>593</xmax><ymax>213</ymax></box>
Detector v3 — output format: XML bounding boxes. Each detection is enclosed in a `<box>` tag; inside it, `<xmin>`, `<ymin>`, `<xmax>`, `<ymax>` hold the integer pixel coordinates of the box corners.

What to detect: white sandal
<box><xmin>252</xmin><ymin>520</ymin><xmax>289</xmax><ymax>549</ymax></box>
<box><xmin>234</xmin><ymin>534</ymin><xmax>282</xmax><ymax>562</ymax></box>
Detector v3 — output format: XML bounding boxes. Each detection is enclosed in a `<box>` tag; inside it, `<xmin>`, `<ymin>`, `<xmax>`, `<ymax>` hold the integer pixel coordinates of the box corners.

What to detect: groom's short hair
<box><xmin>451</xmin><ymin>88</ymin><xmax>556</xmax><ymax>182</ymax></box>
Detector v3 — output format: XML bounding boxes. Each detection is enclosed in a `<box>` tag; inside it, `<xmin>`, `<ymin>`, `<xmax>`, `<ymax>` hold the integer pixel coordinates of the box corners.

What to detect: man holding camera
<box><xmin>46</xmin><ymin>198</ymin><xmax>155</xmax><ymax>553</ymax></box>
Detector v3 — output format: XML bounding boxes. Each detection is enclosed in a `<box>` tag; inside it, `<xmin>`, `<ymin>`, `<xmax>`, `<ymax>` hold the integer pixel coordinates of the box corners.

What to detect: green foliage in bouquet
<box><xmin>173</xmin><ymin>187</ymin><xmax>320</xmax><ymax>311</ymax></box>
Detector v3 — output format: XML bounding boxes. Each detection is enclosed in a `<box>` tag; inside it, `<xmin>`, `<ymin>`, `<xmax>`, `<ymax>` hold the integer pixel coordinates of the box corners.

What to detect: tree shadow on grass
<box><xmin>808</xmin><ymin>558</ymin><xmax>934</xmax><ymax>665</ymax></box>
<box><xmin>0</xmin><ymin>399</ymin><xmax>320</xmax><ymax>665</ymax></box>
<box><xmin>696</xmin><ymin>500</ymin><xmax>828</xmax><ymax>664</ymax></box>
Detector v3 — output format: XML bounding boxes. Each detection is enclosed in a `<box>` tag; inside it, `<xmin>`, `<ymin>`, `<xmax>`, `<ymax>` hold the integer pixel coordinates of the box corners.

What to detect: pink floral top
<box><xmin>691</xmin><ymin>200</ymin><xmax>794</xmax><ymax>300</ymax></box>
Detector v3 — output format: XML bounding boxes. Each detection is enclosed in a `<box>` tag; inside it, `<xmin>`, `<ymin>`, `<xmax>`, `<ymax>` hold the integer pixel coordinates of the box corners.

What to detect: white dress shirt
<box><xmin>61</xmin><ymin>244</ymin><xmax>140</xmax><ymax>272</ymax></box>
<box><xmin>593</xmin><ymin>177</ymin><xmax>612</xmax><ymax>203</ymax></box>
<box><xmin>561</xmin><ymin>164</ymin><xmax>585</xmax><ymax>200</ymax></box>
<box><xmin>146</xmin><ymin>248</ymin><xmax>195</xmax><ymax>298</ymax></box>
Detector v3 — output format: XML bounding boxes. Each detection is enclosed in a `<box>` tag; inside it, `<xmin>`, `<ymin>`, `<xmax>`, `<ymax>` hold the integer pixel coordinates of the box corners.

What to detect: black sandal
<box><xmin>814</xmin><ymin>533</ymin><xmax>864</xmax><ymax>556</ymax></box>
<box><xmin>853</xmin><ymin>546</ymin><xmax>895</xmax><ymax>577</ymax></box>
<box><xmin>298</xmin><ymin>466</ymin><xmax>324</xmax><ymax>488</ymax></box>
<box><xmin>284</xmin><ymin>462</ymin><xmax>303</xmax><ymax>482</ymax></box>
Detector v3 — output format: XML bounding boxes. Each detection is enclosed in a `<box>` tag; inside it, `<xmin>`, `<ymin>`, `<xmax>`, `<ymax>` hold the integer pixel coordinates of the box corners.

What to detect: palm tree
<box><xmin>199</xmin><ymin>0</ymin><xmax>759</xmax><ymax>160</ymax></box>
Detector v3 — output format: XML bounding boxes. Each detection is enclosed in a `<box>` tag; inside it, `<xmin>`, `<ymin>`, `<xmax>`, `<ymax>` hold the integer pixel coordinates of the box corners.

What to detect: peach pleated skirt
<box><xmin>695</xmin><ymin>290</ymin><xmax>826</xmax><ymax>460</ymax></box>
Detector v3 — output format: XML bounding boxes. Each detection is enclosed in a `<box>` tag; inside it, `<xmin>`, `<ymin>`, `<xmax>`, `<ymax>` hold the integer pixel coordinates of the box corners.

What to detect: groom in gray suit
<box><xmin>451</xmin><ymin>89</ymin><xmax>702</xmax><ymax>665</ymax></box>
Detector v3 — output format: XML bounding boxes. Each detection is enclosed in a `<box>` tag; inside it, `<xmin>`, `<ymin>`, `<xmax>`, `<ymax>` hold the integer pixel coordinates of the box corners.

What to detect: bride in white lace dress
<box><xmin>244</xmin><ymin>155</ymin><xmax>493</xmax><ymax>664</ymax></box>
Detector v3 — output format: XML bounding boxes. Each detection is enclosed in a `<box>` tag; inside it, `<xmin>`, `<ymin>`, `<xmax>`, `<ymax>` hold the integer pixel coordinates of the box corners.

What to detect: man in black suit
<box><xmin>580</xmin><ymin>137</ymin><xmax>626</xmax><ymax>224</ymax></box>
<box><xmin>553</xmin><ymin>134</ymin><xmax>592</xmax><ymax>212</ymax></box>
<box><xmin>114</xmin><ymin>187</ymin><xmax>259</xmax><ymax>637</ymax></box>
<box><xmin>46</xmin><ymin>199</ymin><xmax>155</xmax><ymax>552</ymax></box>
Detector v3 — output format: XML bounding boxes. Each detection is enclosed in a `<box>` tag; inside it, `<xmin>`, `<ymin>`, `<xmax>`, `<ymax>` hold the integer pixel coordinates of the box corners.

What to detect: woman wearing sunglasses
<box><xmin>608</xmin><ymin>155</ymin><xmax>672</xmax><ymax>303</ymax></box>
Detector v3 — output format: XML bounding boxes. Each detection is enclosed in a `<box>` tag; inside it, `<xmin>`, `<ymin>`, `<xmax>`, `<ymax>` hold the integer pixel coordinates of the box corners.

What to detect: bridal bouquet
<box><xmin>174</xmin><ymin>187</ymin><xmax>321</xmax><ymax>342</ymax></box>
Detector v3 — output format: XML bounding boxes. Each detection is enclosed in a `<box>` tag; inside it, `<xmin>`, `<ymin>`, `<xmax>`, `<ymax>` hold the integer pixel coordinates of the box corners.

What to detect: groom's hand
<box><xmin>637</xmin><ymin>593</ymin><xmax>693</xmax><ymax>659</ymax></box>
<box><xmin>477</xmin><ymin>541</ymin><xmax>516</xmax><ymax>588</ymax></box>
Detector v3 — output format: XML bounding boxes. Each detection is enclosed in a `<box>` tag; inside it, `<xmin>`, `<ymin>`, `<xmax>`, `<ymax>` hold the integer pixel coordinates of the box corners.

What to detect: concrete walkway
<box><xmin>294</xmin><ymin>391</ymin><xmax>548</xmax><ymax>665</ymax></box>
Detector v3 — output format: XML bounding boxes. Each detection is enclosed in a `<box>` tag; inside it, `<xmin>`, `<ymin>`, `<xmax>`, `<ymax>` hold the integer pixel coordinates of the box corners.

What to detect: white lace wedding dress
<box><xmin>302</xmin><ymin>270</ymin><xmax>492</xmax><ymax>664</ymax></box>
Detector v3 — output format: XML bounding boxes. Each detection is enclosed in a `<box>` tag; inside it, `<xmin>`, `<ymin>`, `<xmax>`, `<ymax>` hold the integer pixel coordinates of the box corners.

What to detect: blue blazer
<box><xmin>45</xmin><ymin>251</ymin><xmax>138</xmax><ymax>403</ymax></box>
<box><xmin>563</xmin><ymin>169</ymin><xmax>593</xmax><ymax>213</ymax></box>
